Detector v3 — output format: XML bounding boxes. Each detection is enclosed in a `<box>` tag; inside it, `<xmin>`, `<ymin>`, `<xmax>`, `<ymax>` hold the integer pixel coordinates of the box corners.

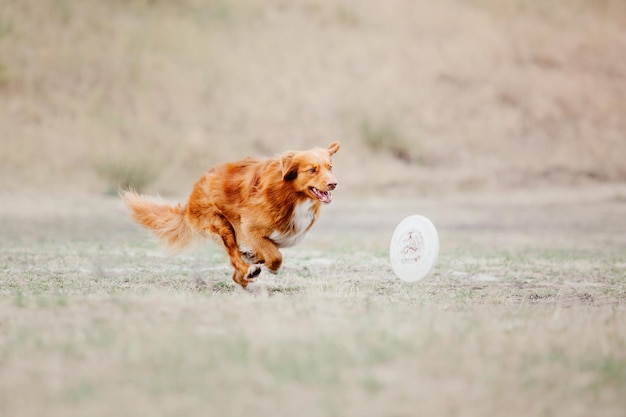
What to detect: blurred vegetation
<box><xmin>95</xmin><ymin>158</ymin><xmax>161</xmax><ymax>194</ymax></box>
<box><xmin>359</xmin><ymin>117</ymin><xmax>416</xmax><ymax>164</ymax></box>
<box><xmin>0</xmin><ymin>17</ymin><xmax>12</xmax><ymax>86</ymax></box>
<box><xmin>0</xmin><ymin>0</ymin><xmax>625</xmax><ymax>194</ymax></box>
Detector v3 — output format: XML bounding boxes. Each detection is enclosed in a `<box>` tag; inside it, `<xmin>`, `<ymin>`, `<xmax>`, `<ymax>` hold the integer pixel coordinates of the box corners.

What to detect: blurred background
<box><xmin>1</xmin><ymin>0</ymin><xmax>625</xmax><ymax>197</ymax></box>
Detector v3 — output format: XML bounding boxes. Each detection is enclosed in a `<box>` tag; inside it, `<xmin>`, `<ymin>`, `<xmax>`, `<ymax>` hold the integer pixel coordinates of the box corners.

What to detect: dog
<box><xmin>122</xmin><ymin>141</ymin><xmax>340</xmax><ymax>288</ymax></box>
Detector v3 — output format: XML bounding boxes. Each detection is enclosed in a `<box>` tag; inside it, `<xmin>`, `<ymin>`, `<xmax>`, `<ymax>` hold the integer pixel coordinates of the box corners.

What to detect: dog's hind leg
<box><xmin>189</xmin><ymin>209</ymin><xmax>260</xmax><ymax>288</ymax></box>
<box><xmin>215</xmin><ymin>225</ymin><xmax>263</xmax><ymax>287</ymax></box>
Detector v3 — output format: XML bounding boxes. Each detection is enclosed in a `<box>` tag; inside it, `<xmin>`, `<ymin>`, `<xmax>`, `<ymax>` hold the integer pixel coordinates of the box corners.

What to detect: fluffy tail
<box><xmin>121</xmin><ymin>190</ymin><xmax>200</xmax><ymax>254</ymax></box>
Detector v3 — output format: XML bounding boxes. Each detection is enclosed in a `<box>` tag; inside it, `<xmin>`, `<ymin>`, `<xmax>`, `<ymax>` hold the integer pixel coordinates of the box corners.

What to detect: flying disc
<box><xmin>389</xmin><ymin>215</ymin><xmax>439</xmax><ymax>282</ymax></box>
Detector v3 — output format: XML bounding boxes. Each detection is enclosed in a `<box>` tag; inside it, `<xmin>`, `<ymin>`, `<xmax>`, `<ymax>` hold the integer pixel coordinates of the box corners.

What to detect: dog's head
<box><xmin>280</xmin><ymin>141</ymin><xmax>341</xmax><ymax>204</ymax></box>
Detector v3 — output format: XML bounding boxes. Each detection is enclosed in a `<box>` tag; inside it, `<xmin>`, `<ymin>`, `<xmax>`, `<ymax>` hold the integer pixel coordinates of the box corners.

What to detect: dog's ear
<box><xmin>281</xmin><ymin>152</ymin><xmax>299</xmax><ymax>181</ymax></box>
<box><xmin>327</xmin><ymin>141</ymin><xmax>341</xmax><ymax>156</ymax></box>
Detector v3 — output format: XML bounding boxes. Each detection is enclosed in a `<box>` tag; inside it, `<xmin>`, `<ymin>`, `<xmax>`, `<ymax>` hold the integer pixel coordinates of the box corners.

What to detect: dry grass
<box><xmin>0</xmin><ymin>186</ymin><xmax>625</xmax><ymax>417</ymax></box>
<box><xmin>0</xmin><ymin>0</ymin><xmax>625</xmax><ymax>194</ymax></box>
<box><xmin>359</xmin><ymin>115</ymin><xmax>416</xmax><ymax>164</ymax></box>
<box><xmin>95</xmin><ymin>157</ymin><xmax>161</xmax><ymax>194</ymax></box>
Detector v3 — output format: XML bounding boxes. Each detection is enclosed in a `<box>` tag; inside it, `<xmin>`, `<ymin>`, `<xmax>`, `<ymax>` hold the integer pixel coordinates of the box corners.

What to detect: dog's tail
<box><xmin>121</xmin><ymin>190</ymin><xmax>200</xmax><ymax>254</ymax></box>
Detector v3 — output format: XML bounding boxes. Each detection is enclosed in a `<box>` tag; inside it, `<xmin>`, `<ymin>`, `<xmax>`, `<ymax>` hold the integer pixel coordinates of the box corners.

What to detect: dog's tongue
<box><xmin>319</xmin><ymin>191</ymin><xmax>332</xmax><ymax>204</ymax></box>
<box><xmin>313</xmin><ymin>188</ymin><xmax>332</xmax><ymax>204</ymax></box>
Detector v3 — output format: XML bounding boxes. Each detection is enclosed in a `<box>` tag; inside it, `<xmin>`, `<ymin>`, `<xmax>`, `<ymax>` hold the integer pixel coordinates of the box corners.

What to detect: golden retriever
<box><xmin>122</xmin><ymin>141</ymin><xmax>340</xmax><ymax>288</ymax></box>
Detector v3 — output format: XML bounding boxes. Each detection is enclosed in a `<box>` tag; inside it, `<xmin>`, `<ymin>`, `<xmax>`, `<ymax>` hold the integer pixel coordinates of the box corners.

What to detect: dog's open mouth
<box><xmin>310</xmin><ymin>187</ymin><xmax>332</xmax><ymax>204</ymax></box>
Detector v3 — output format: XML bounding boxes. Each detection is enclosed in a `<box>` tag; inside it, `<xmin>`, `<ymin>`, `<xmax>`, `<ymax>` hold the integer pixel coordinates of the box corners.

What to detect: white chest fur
<box><xmin>269</xmin><ymin>200</ymin><xmax>316</xmax><ymax>248</ymax></box>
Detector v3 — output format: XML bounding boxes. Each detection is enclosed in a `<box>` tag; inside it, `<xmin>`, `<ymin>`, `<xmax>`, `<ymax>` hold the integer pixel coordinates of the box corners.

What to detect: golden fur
<box><xmin>122</xmin><ymin>141</ymin><xmax>340</xmax><ymax>288</ymax></box>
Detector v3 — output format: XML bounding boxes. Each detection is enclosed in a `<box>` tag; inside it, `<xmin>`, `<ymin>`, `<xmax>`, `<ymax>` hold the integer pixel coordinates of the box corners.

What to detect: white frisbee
<box><xmin>389</xmin><ymin>215</ymin><xmax>439</xmax><ymax>282</ymax></box>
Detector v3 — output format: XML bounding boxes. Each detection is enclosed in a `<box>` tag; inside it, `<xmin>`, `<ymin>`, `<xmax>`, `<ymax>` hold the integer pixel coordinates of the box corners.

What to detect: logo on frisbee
<box><xmin>399</xmin><ymin>230</ymin><xmax>424</xmax><ymax>265</ymax></box>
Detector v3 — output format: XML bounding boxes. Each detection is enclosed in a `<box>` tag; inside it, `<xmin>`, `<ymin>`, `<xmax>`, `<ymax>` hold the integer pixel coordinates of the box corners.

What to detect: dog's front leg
<box><xmin>231</xmin><ymin>268</ymin><xmax>261</xmax><ymax>288</ymax></box>
<box><xmin>244</xmin><ymin>231</ymin><xmax>283</xmax><ymax>274</ymax></box>
<box><xmin>257</xmin><ymin>237</ymin><xmax>283</xmax><ymax>274</ymax></box>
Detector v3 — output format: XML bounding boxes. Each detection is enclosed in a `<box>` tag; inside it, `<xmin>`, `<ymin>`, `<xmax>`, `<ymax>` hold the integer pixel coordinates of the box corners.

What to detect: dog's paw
<box><xmin>241</xmin><ymin>250</ymin><xmax>258</xmax><ymax>264</ymax></box>
<box><xmin>246</xmin><ymin>264</ymin><xmax>262</xmax><ymax>279</ymax></box>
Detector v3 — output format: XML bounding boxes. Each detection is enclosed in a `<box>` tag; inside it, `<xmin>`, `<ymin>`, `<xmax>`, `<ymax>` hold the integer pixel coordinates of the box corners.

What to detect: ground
<box><xmin>1</xmin><ymin>186</ymin><xmax>624</xmax><ymax>417</ymax></box>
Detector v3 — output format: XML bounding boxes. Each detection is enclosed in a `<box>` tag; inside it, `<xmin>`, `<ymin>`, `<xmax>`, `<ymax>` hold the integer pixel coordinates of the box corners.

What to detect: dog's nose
<box><xmin>327</xmin><ymin>181</ymin><xmax>337</xmax><ymax>191</ymax></box>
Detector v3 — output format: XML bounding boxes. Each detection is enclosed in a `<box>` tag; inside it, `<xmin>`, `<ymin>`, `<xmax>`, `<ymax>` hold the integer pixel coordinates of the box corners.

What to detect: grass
<box><xmin>95</xmin><ymin>158</ymin><xmax>161</xmax><ymax>194</ymax></box>
<box><xmin>470</xmin><ymin>0</ymin><xmax>626</xmax><ymax>18</ymax></box>
<box><xmin>359</xmin><ymin>116</ymin><xmax>416</xmax><ymax>164</ymax></box>
<box><xmin>0</xmin><ymin>189</ymin><xmax>625</xmax><ymax>417</ymax></box>
<box><xmin>333</xmin><ymin>3</ymin><xmax>359</xmax><ymax>26</ymax></box>
<box><xmin>0</xmin><ymin>17</ymin><xmax>12</xmax><ymax>86</ymax></box>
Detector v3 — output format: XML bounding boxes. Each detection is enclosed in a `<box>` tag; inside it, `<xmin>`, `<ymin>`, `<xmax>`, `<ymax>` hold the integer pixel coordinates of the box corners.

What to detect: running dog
<box><xmin>122</xmin><ymin>141</ymin><xmax>340</xmax><ymax>288</ymax></box>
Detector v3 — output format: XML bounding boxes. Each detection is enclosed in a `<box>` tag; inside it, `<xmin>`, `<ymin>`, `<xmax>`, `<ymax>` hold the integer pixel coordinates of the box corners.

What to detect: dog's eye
<box><xmin>328</xmin><ymin>165</ymin><xmax>332</xmax><ymax>171</ymax></box>
<box><xmin>308</xmin><ymin>167</ymin><xmax>317</xmax><ymax>173</ymax></box>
